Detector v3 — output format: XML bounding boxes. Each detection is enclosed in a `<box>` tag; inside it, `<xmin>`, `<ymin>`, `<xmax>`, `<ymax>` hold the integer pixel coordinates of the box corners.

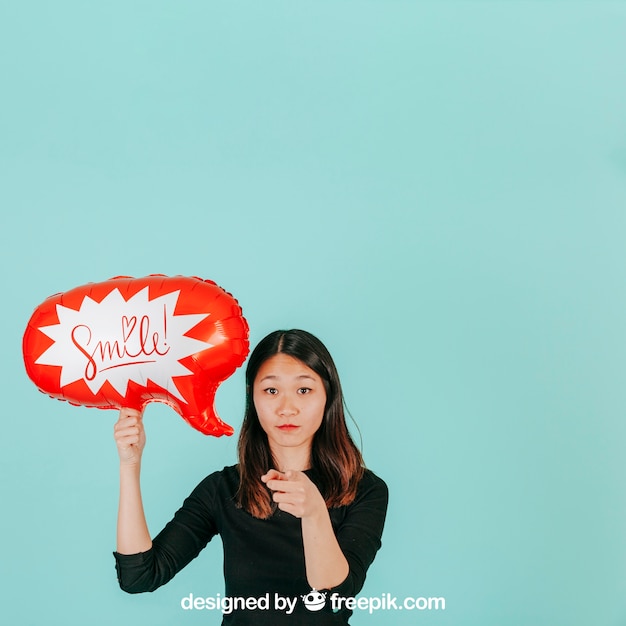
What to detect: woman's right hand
<box><xmin>114</xmin><ymin>407</ymin><xmax>146</xmax><ymax>466</ymax></box>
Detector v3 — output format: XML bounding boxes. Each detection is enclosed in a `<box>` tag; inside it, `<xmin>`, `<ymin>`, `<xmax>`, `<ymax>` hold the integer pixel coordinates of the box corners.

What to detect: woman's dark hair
<box><xmin>237</xmin><ymin>329</ymin><xmax>364</xmax><ymax>519</ymax></box>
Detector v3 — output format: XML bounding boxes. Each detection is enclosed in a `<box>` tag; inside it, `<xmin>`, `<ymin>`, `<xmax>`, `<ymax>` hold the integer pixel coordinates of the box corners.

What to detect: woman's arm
<box><xmin>114</xmin><ymin>408</ymin><xmax>152</xmax><ymax>554</ymax></box>
<box><xmin>300</xmin><ymin>504</ymin><xmax>350</xmax><ymax>589</ymax></box>
<box><xmin>262</xmin><ymin>469</ymin><xmax>349</xmax><ymax>589</ymax></box>
<box><xmin>263</xmin><ymin>468</ymin><xmax>388</xmax><ymax>594</ymax></box>
<box><xmin>113</xmin><ymin>409</ymin><xmax>219</xmax><ymax>594</ymax></box>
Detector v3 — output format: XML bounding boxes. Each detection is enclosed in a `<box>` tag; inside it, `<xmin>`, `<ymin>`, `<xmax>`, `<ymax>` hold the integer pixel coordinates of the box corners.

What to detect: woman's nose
<box><xmin>278</xmin><ymin>395</ymin><xmax>298</xmax><ymax>416</ymax></box>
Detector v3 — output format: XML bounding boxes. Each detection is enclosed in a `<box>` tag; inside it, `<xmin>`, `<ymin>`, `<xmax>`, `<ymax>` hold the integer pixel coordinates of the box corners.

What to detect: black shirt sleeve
<box><xmin>328</xmin><ymin>470</ymin><xmax>389</xmax><ymax>598</ymax></box>
<box><xmin>113</xmin><ymin>471</ymin><xmax>220</xmax><ymax>593</ymax></box>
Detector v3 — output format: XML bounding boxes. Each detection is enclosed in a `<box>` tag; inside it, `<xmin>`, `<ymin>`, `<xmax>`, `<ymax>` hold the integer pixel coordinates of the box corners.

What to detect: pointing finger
<box><xmin>261</xmin><ymin>469</ymin><xmax>284</xmax><ymax>483</ymax></box>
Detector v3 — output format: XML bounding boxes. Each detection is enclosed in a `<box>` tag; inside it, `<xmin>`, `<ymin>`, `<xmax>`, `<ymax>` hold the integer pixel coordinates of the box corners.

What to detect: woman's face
<box><xmin>253</xmin><ymin>353</ymin><xmax>326</xmax><ymax>459</ymax></box>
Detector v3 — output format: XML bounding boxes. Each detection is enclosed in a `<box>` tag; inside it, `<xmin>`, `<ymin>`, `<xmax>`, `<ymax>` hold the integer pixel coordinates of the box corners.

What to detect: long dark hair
<box><xmin>237</xmin><ymin>329</ymin><xmax>364</xmax><ymax>519</ymax></box>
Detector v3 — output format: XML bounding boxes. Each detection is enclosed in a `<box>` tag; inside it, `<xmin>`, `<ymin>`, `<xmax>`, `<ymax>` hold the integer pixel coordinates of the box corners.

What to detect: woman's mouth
<box><xmin>277</xmin><ymin>424</ymin><xmax>299</xmax><ymax>431</ymax></box>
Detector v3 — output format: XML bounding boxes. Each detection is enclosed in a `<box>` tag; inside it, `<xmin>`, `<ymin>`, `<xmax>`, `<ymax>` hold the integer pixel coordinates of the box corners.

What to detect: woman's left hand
<box><xmin>261</xmin><ymin>470</ymin><xmax>326</xmax><ymax>519</ymax></box>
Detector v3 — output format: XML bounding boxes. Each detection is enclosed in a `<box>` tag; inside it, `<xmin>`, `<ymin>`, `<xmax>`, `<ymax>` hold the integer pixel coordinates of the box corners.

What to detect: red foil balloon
<box><xmin>22</xmin><ymin>275</ymin><xmax>249</xmax><ymax>436</ymax></box>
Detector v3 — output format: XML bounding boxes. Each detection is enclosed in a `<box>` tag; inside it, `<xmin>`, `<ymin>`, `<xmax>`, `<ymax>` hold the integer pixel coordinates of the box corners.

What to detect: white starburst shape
<box><xmin>35</xmin><ymin>287</ymin><xmax>211</xmax><ymax>402</ymax></box>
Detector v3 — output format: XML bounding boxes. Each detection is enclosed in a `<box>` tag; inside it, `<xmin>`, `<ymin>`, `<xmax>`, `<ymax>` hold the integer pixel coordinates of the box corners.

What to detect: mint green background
<box><xmin>2</xmin><ymin>2</ymin><xmax>626</xmax><ymax>625</ymax></box>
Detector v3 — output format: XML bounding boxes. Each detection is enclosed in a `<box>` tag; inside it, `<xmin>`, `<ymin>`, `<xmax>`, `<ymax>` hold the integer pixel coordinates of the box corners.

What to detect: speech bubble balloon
<box><xmin>22</xmin><ymin>275</ymin><xmax>249</xmax><ymax>436</ymax></box>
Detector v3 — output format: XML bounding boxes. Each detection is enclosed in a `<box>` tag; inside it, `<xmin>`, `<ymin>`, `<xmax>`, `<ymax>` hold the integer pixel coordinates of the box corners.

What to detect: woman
<box><xmin>113</xmin><ymin>329</ymin><xmax>388</xmax><ymax>625</ymax></box>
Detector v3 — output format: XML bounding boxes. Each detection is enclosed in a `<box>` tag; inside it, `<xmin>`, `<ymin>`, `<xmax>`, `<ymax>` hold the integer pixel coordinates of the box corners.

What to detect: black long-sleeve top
<box><xmin>113</xmin><ymin>465</ymin><xmax>388</xmax><ymax>625</ymax></box>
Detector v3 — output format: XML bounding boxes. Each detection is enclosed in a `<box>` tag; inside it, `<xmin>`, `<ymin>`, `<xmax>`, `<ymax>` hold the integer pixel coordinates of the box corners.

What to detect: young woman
<box><xmin>113</xmin><ymin>329</ymin><xmax>388</xmax><ymax>625</ymax></box>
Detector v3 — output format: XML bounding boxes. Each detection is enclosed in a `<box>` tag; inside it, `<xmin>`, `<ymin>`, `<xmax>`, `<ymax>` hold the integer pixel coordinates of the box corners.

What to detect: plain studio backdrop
<box><xmin>1</xmin><ymin>2</ymin><xmax>626</xmax><ymax>625</ymax></box>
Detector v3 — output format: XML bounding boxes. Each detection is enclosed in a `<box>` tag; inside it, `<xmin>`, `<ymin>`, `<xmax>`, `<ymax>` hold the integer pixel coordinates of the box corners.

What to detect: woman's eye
<box><xmin>265</xmin><ymin>388</ymin><xmax>278</xmax><ymax>395</ymax></box>
<box><xmin>297</xmin><ymin>387</ymin><xmax>311</xmax><ymax>395</ymax></box>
